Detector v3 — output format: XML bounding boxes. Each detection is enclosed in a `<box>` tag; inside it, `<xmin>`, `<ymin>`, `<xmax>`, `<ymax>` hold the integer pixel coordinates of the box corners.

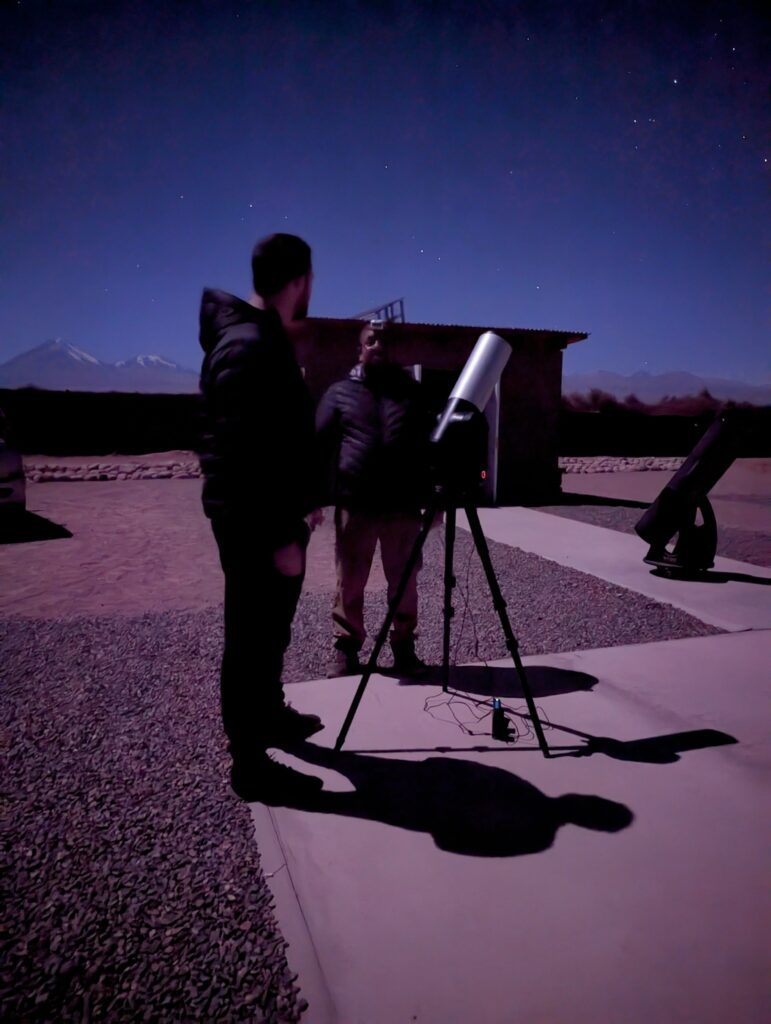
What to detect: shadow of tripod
<box><xmin>334</xmin><ymin>491</ymin><xmax>551</xmax><ymax>756</ymax></box>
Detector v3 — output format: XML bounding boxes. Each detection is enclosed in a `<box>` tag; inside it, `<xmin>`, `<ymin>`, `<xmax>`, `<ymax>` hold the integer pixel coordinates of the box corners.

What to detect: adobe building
<box><xmin>291</xmin><ymin>315</ymin><xmax>587</xmax><ymax>504</ymax></box>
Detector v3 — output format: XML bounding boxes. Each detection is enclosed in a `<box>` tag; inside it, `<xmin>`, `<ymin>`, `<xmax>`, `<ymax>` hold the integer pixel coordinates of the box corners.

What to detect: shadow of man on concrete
<box><xmin>281</xmin><ymin>743</ymin><xmax>633</xmax><ymax>857</ymax></box>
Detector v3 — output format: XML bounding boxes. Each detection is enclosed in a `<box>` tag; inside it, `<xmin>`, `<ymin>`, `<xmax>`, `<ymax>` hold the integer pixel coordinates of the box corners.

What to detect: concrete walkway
<box><xmin>252</xmin><ymin>507</ymin><xmax>771</xmax><ymax>1024</ymax></box>
<box><xmin>460</xmin><ymin>508</ymin><xmax>771</xmax><ymax>632</ymax></box>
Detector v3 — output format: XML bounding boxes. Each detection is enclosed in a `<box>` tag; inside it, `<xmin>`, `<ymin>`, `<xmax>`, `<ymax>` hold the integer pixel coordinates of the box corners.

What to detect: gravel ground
<box><xmin>287</xmin><ymin>528</ymin><xmax>722</xmax><ymax>677</ymax></box>
<box><xmin>3</xmin><ymin>457</ymin><xmax>762</xmax><ymax>1020</ymax></box>
<box><xmin>1</xmin><ymin>614</ymin><xmax>306</xmax><ymax>1024</ymax></box>
<box><xmin>1</xmin><ymin>530</ymin><xmax>721</xmax><ymax>1021</ymax></box>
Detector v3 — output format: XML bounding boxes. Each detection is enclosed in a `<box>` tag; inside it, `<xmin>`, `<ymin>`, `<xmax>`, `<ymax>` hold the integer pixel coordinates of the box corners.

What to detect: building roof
<box><xmin>308</xmin><ymin>316</ymin><xmax>588</xmax><ymax>346</ymax></box>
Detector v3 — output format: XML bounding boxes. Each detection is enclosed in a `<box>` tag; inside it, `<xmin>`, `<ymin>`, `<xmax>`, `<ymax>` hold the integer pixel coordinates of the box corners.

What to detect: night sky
<box><xmin>1</xmin><ymin>0</ymin><xmax>767</xmax><ymax>381</ymax></box>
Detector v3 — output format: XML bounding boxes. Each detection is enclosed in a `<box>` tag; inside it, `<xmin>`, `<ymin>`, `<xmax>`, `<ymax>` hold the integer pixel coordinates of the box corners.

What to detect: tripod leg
<box><xmin>442</xmin><ymin>506</ymin><xmax>456</xmax><ymax>693</ymax></box>
<box><xmin>464</xmin><ymin>505</ymin><xmax>550</xmax><ymax>758</ymax></box>
<box><xmin>335</xmin><ymin>501</ymin><xmax>437</xmax><ymax>751</ymax></box>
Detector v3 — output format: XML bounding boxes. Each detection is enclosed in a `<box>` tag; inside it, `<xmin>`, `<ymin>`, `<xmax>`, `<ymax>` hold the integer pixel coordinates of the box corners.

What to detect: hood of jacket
<box><xmin>199</xmin><ymin>288</ymin><xmax>281</xmax><ymax>355</ymax></box>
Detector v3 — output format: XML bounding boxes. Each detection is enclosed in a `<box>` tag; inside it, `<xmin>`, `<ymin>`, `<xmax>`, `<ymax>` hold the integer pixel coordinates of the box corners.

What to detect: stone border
<box><xmin>560</xmin><ymin>456</ymin><xmax>685</xmax><ymax>474</ymax></box>
<box><xmin>24</xmin><ymin>458</ymin><xmax>202</xmax><ymax>482</ymax></box>
<box><xmin>22</xmin><ymin>454</ymin><xmax>685</xmax><ymax>483</ymax></box>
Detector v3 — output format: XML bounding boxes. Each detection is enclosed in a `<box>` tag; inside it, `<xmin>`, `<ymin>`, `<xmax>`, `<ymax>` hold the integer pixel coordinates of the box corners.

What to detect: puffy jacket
<box><xmin>316</xmin><ymin>363</ymin><xmax>433</xmax><ymax>512</ymax></box>
<box><xmin>197</xmin><ymin>288</ymin><xmax>318</xmax><ymax>548</ymax></box>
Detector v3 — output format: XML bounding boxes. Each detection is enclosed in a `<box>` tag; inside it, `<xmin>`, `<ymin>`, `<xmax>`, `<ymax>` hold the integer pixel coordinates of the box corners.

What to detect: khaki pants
<box><xmin>333</xmin><ymin>508</ymin><xmax>423</xmax><ymax>649</ymax></box>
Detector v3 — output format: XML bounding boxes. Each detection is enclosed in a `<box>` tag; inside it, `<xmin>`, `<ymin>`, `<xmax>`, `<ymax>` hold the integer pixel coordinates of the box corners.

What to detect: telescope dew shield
<box><xmin>449</xmin><ymin>331</ymin><xmax>512</xmax><ymax>412</ymax></box>
<box><xmin>430</xmin><ymin>332</ymin><xmax>512</xmax><ymax>496</ymax></box>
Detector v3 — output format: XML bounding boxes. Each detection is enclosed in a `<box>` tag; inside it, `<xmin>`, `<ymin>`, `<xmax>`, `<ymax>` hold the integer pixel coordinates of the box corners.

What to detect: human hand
<box><xmin>306</xmin><ymin>508</ymin><xmax>324</xmax><ymax>532</ymax></box>
<box><xmin>273</xmin><ymin>541</ymin><xmax>304</xmax><ymax>577</ymax></box>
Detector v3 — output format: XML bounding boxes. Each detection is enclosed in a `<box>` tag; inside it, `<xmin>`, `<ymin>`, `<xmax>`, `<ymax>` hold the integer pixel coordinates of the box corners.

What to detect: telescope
<box><xmin>635</xmin><ymin>413</ymin><xmax>738</xmax><ymax>574</ymax></box>
<box><xmin>430</xmin><ymin>331</ymin><xmax>512</xmax><ymax>496</ymax></box>
<box><xmin>335</xmin><ymin>329</ymin><xmax>550</xmax><ymax>757</ymax></box>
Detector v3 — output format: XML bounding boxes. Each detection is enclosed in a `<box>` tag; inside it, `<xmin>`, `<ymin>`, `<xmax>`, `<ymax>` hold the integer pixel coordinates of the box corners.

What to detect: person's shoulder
<box><xmin>328</xmin><ymin>368</ymin><xmax>363</xmax><ymax>391</ymax></box>
<box><xmin>320</xmin><ymin>376</ymin><xmax>349</xmax><ymax>402</ymax></box>
<box><xmin>210</xmin><ymin>329</ymin><xmax>259</xmax><ymax>371</ymax></box>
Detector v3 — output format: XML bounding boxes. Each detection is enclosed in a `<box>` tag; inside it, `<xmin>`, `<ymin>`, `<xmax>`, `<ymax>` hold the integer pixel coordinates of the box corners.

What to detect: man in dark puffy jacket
<box><xmin>198</xmin><ymin>233</ymin><xmax>324</xmax><ymax>801</ymax></box>
<box><xmin>316</xmin><ymin>320</ymin><xmax>434</xmax><ymax>678</ymax></box>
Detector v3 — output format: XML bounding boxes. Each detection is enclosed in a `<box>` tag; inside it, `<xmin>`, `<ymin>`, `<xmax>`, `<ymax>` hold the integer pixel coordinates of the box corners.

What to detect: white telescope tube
<box><xmin>449</xmin><ymin>331</ymin><xmax>511</xmax><ymax>412</ymax></box>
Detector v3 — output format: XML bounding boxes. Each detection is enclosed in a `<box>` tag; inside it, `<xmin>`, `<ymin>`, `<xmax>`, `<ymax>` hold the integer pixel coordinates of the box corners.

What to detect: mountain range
<box><xmin>562</xmin><ymin>369</ymin><xmax>771</xmax><ymax>406</ymax></box>
<box><xmin>0</xmin><ymin>340</ymin><xmax>200</xmax><ymax>393</ymax></box>
<box><xmin>0</xmin><ymin>340</ymin><xmax>769</xmax><ymax>404</ymax></box>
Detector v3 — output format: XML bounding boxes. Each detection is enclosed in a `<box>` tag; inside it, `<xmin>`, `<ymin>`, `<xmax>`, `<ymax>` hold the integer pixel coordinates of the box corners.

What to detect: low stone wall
<box><xmin>560</xmin><ymin>456</ymin><xmax>685</xmax><ymax>474</ymax></box>
<box><xmin>24</xmin><ymin>457</ymin><xmax>201</xmax><ymax>483</ymax></box>
<box><xmin>22</xmin><ymin>454</ymin><xmax>685</xmax><ymax>483</ymax></box>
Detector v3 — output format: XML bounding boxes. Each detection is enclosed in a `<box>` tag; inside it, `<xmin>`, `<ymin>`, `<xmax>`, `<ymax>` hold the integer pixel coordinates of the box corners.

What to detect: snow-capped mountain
<box><xmin>115</xmin><ymin>354</ymin><xmax>180</xmax><ymax>370</ymax></box>
<box><xmin>0</xmin><ymin>340</ymin><xmax>199</xmax><ymax>393</ymax></box>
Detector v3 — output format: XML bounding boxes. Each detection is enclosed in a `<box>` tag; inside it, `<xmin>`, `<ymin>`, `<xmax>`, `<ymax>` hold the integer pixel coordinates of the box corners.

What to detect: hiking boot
<box><xmin>267</xmin><ymin>703</ymin><xmax>324</xmax><ymax>744</ymax></box>
<box><xmin>326</xmin><ymin>645</ymin><xmax>361</xmax><ymax>678</ymax></box>
<box><xmin>391</xmin><ymin>638</ymin><xmax>429</xmax><ymax>678</ymax></box>
<box><xmin>230</xmin><ymin>753</ymin><xmax>323</xmax><ymax>803</ymax></box>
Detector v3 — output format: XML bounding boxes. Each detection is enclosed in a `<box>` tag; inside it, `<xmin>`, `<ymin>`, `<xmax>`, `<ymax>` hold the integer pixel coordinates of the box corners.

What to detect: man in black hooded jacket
<box><xmin>198</xmin><ymin>233</ymin><xmax>323</xmax><ymax>801</ymax></box>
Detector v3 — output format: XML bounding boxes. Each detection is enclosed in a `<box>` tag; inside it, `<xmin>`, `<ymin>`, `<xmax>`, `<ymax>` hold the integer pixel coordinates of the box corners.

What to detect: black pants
<box><xmin>211</xmin><ymin>517</ymin><xmax>307</xmax><ymax>755</ymax></box>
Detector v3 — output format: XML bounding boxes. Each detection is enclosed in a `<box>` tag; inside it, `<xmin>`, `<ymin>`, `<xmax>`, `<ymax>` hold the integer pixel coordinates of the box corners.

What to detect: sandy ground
<box><xmin>1</xmin><ymin>460</ymin><xmax>767</xmax><ymax>619</ymax></box>
<box><xmin>0</xmin><ymin>480</ymin><xmax>384</xmax><ymax>618</ymax></box>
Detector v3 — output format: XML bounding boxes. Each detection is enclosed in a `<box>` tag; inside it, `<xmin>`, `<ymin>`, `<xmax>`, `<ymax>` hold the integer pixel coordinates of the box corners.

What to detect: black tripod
<box><xmin>334</xmin><ymin>489</ymin><xmax>551</xmax><ymax>756</ymax></box>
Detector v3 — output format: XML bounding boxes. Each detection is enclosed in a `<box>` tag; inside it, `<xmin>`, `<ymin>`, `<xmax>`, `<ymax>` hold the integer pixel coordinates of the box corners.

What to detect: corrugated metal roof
<box><xmin>309</xmin><ymin>315</ymin><xmax>588</xmax><ymax>341</ymax></box>
<box><xmin>408</xmin><ymin>320</ymin><xmax>588</xmax><ymax>338</ymax></box>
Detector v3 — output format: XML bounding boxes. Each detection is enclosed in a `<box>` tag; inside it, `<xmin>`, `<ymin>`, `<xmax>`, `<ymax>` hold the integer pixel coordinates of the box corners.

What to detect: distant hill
<box><xmin>0</xmin><ymin>339</ymin><xmax>199</xmax><ymax>393</ymax></box>
<box><xmin>562</xmin><ymin>369</ymin><xmax>771</xmax><ymax>406</ymax></box>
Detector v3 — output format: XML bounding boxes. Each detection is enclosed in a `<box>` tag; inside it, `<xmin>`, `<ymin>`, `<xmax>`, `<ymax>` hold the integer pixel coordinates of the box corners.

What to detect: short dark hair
<box><xmin>251</xmin><ymin>233</ymin><xmax>312</xmax><ymax>299</ymax></box>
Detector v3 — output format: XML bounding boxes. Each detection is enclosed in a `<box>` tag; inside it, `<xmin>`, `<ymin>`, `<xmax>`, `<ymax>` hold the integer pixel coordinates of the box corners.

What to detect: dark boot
<box><xmin>267</xmin><ymin>703</ymin><xmax>324</xmax><ymax>744</ymax></box>
<box><xmin>326</xmin><ymin>640</ymin><xmax>361</xmax><ymax>678</ymax></box>
<box><xmin>390</xmin><ymin>636</ymin><xmax>428</xmax><ymax>677</ymax></box>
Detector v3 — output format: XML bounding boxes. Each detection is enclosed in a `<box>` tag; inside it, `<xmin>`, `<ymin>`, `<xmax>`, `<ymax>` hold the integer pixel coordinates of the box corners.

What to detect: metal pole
<box><xmin>441</xmin><ymin>505</ymin><xmax>456</xmax><ymax>692</ymax></box>
<box><xmin>464</xmin><ymin>505</ymin><xmax>550</xmax><ymax>757</ymax></box>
